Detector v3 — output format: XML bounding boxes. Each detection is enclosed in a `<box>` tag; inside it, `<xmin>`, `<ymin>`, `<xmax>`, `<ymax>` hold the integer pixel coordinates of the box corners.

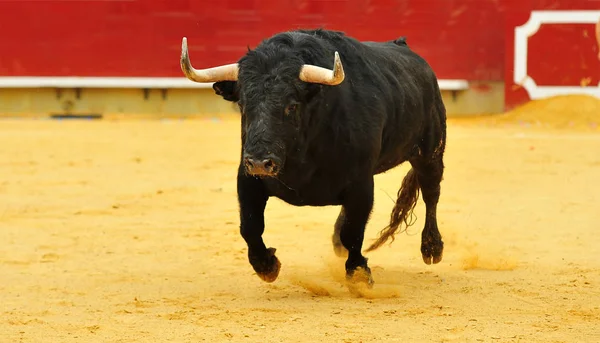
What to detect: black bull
<box><xmin>181</xmin><ymin>29</ymin><xmax>446</xmax><ymax>287</ymax></box>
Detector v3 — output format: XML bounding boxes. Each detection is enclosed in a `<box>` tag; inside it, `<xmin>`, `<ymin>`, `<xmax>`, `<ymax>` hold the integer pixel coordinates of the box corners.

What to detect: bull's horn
<box><xmin>299</xmin><ymin>51</ymin><xmax>345</xmax><ymax>86</ymax></box>
<box><xmin>180</xmin><ymin>37</ymin><xmax>239</xmax><ymax>82</ymax></box>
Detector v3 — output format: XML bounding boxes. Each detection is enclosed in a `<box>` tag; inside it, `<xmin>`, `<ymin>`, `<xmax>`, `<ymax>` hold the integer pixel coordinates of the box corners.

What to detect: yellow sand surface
<box><xmin>2</xmin><ymin>97</ymin><xmax>600</xmax><ymax>342</ymax></box>
<box><xmin>451</xmin><ymin>94</ymin><xmax>600</xmax><ymax>131</ymax></box>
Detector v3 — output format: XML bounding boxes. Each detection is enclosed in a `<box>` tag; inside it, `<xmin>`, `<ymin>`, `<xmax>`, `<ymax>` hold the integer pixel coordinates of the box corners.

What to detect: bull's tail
<box><xmin>365</xmin><ymin>168</ymin><xmax>420</xmax><ymax>252</ymax></box>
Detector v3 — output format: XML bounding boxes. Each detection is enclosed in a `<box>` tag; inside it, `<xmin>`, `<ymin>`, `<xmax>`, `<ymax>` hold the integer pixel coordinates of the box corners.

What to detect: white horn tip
<box><xmin>332</xmin><ymin>51</ymin><xmax>344</xmax><ymax>84</ymax></box>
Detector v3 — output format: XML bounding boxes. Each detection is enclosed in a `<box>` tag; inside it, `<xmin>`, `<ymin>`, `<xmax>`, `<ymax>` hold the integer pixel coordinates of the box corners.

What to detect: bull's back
<box><xmin>351</xmin><ymin>41</ymin><xmax>444</xmax><ymax>173</ymax></box>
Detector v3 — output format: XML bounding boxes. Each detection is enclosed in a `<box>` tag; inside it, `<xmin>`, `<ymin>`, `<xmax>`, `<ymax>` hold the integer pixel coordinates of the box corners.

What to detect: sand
<box><xmin>450</xmin><ymin>95</ymin><xmax>600</xmax><ymax>132</ymax></box>
<box><xmin>2</xmin><ymin>97</ymin><xmax>600</xmax><ymax>342</ymax></box>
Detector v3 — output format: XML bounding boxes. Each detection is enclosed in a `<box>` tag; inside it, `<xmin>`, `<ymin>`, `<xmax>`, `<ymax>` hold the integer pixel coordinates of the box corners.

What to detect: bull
<box><xmin>180</xmin><ymin>29</ymin><xmax>446</xmax><ymax>287</ymax></box>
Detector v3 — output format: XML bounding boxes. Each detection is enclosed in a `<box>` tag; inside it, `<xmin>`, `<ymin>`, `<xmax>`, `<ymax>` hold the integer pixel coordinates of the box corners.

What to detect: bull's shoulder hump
<box><xmin>360</xmin><ymin>41</ymin><xmax>416</xmax><ymax>59</ymax></box>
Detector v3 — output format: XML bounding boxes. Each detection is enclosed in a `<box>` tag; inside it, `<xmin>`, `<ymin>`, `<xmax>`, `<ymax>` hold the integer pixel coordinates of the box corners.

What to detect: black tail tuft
<box><xmin>365</xmin><ymin>168</ymin><xmax>420</xmax><ymax>252</ymax></box>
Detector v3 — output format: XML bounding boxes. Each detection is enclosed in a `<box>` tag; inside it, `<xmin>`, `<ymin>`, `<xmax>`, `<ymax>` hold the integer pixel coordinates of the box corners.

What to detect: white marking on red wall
<box><xmin>514</xmin><ymin>10</ymin><xmax>600</xmax><ymax>100</ymax></box>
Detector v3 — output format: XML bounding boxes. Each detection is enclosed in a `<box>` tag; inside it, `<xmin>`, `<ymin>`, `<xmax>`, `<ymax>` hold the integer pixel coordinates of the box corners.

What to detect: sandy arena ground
<box><xmin>2</xmin><ymin>98</ymin><xmax>600</xmax><ymax>342</ymax></box>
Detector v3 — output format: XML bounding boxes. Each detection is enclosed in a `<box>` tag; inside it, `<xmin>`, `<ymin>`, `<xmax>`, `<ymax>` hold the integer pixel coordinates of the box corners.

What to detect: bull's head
<box><xmin>180</xmin><ymin>37</ymin><xmax>344</xmax><ymax>178</ymax></box>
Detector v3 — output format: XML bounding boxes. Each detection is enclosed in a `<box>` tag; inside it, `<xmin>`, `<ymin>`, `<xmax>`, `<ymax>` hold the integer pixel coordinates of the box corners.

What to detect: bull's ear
<box><xmin>213</xmin><ymin>81</ymin><xmax>239</xmax><ymax>102</ymax></box>
<box><xmin>304</xmin><ymin>83</ymin><xmax>322</xmax><ymax>102</ymax></box>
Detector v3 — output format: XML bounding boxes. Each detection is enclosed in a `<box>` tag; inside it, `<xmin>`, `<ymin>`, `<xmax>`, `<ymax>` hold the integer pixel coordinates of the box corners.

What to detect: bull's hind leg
<box><xmin>411</xmin><ymin>156</ymin><xmax>444</xmax><ymax>264</ymax></box>
<box><xmin>338</xmin><ymin>177</ymin><xmax>375</xmax><ymax>286</ymax></box>
<box><xmin>332</xmin><ymin>208</ymin><xmax>349</xmax><ymax>257</ymax></box>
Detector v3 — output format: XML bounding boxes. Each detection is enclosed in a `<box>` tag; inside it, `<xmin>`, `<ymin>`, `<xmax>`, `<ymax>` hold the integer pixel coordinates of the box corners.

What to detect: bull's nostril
<box><xmin>263</xmin><ymin>159</ymin><xmax>274</xmax><ymax>170</ymax></box>
<box><xmin>244</xmin><ymin>158</ymin><xmax>258</xmax><ymax>173</ymax></box>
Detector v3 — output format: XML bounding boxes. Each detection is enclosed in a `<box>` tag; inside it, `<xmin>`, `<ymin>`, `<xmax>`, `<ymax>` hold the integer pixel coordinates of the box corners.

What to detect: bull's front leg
<box><xmin>237</xmin><ymin>166</ymin><xmax>281</xmax><ymax>283</ymax></box>
<box><xmin>338</xmin><ymin>177</ymin><xmax>375</xmax><ymax>287</ymax></box>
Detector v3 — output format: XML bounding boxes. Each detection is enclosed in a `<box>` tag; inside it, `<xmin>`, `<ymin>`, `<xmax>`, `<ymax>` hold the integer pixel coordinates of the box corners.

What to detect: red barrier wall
<box><xmin>4</xmin><ymin>1</ymin><xmax>598</xmax><ymax>111</ymax></box>
<box><xmin>504</xmin><ymin>3</ymin><xmax>600</xmax><ymax>110</ymax></box>
<box><xmin>0</xmin><ymin>0</ymin><xmax>505</xmax><ymax>81</ymax></box>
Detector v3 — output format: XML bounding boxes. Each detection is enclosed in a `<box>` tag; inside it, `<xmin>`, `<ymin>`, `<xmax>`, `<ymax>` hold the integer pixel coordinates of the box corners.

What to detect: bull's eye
<box><xmin>285</xmin><ymin>103</ymin><xmax>298</xmax><ymax>116</ymax></box>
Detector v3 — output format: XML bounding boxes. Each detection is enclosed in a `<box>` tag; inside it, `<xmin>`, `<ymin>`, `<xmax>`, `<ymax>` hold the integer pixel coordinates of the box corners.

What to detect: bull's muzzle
<box><xmin>243</xmin><ymin>155</ymin><xmax>280</xmax><ymax>177</ymax></box>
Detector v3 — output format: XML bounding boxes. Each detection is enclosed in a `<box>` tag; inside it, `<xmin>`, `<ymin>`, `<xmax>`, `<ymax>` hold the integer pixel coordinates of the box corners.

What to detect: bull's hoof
<box><xmin>421</xmin><ymin>238</ymin><xmax>444</xmax><ymax>265</ymax></box>
<box><xmin>346</xmin><ymin>266</ymin><xmax>374</xmax><ymax>289</ymax></box>
<box><xmin>250</xmin><ymin>247</ymin><xmax>281</xmax><ymax>283</ymax></box>
<box><xmin>257</xmin><ymin>256</ymin><xmax>281</xmax><ymax>283</ymax></box>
